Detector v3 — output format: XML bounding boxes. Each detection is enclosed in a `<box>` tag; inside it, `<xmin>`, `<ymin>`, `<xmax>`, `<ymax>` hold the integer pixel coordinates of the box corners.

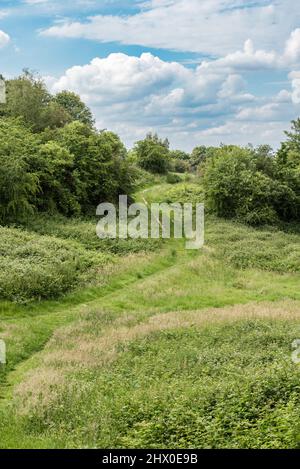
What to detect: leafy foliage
<box><xmin>203</xmin><ymin>139</ymin><xmax>300</xmax><ymax>225</ymax></box>
<box><xmin>54</xmin><ymin>90</ymin><xmax>95</xmax><ymax>127</ymax></box>
<box><xmin>1</xmin><ymin>71</ymin><xmax>70</xmax><ymax>132</ymax></box>
<box><xmin>135</xmin><ymin>133</ymin><xmax>171</xmax><ymax>174</ymax></box>
<box><xmin>190</xmin><ymin>145</ymin><xmax>217</xmax><ymax>171</ymax></box>
<box><xmin>54</xmin><ymin>122</ymin><xmax>133</xmax><ymax>212</ymax></box>
<box><xmin>0</xmin><ymin>75</ymin><xmax>135</xmax><ymax>221</ymax></box>
<box><xmin>0</xmin><ymin>118</ymin><xmax>40</xmax><ymax>222</ymax></box>
<box><xmin>0</xmin><ymin>226</ymin><xmax>110</xmax><ymax>303</ymax></box>
<box><xmin>35</xmin><ymin>141</ymin><xmax>80</xmax><ymax>216</ymax></box>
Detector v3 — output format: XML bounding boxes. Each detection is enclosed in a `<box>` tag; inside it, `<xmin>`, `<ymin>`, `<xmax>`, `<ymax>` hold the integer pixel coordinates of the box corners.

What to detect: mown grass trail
<box><xmin>0</xmin><ymin>182</ymin><xmax>300</xmax><ymax>448</ymax></box>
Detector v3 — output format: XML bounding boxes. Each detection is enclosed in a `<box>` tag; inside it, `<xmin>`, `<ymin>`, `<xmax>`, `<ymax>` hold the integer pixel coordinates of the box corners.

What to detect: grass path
<box><xmin>0</xmin><ymin>241</ymin><xmax>187</xmax><ymax>388</ymax></box>
<box><xmin>0</xmin><ymin>237</ymin><xmax>199</xmax><ymax>448</ymax></box>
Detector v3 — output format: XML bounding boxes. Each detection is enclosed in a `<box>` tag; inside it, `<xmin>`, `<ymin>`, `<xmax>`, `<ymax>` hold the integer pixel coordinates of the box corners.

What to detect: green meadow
<box><xmin>0</xmin><ymin>181</ymin><xmax>300</xmax><ymax>449</ymax></box>
<box><xmin>1</xmin><ymin>74</ymin><xmax>300</xmax><ymax>449</ymax></box>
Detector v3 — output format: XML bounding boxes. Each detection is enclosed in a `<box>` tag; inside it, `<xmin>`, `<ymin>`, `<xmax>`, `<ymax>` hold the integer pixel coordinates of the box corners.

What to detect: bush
<box><xmin>202</xmin><ymin>122</ymin><xmax>300</xmax><ymax>226</ymax></box>
<box><xmin>206</xmin><ymin>219</ymin><xmax>300</xmax><ymax>273</ymax></box>
<box><xmin>35</xmin><ymin>141</ymin><xmax>80</xmax><ymax>216</ymax></box>
<box><xmin>131</xmin><ymin>166</ymin><xmax>162</xmax><ymax>190</ymax></box>
<box><xmin>135</xmin><ymin>133</ymin><xmax>170</xmax><ymax>174</ymax></box>
<box><xmin>166</xmin><ymin>173</ymin><xmax>182</xmax><ymax>184</ymax></box>
<box><xmin>0</xmin><ymin>226</ymin><xmax>110</xmax><ymax>302</ymax></box>
<box><xmin>55</xmin><ymin>123</ymin><xmax>134</xmax><ymax>212</ymax></box>
<box><xmin>172</xmin><ymin>159</ymin><xmax>189</xmax><ymax>173</ymax></box>
<box><xmin>17</xmin><ymin>213</ymin><xmax>162</xmax><ymax>256</ymax></box>
<box><xmin>166</xmin><ymin>183</ymin><xmax>204</xmax><ymax>204</ymax></box>
<box><xmin>203</xmin><ymin>145</ymin><xmax>297</xmax><ymax>225</ymax></box>
<box><xmin>0</xmin><ymin>76</ymin><xmax>136</xmax><ymax>223</ymax></box>
<box><xmin>0</xmin><ymin>118</ymin><xmax>40</xmax><ymax>222</ymax></box>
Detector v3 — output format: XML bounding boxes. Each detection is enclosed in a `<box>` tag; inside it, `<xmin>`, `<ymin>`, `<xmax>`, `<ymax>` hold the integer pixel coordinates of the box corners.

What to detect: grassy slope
<box><xmin>0</xmin><ymin>181</ymin><xmax>300</xmax><ymax>448</ymax></box>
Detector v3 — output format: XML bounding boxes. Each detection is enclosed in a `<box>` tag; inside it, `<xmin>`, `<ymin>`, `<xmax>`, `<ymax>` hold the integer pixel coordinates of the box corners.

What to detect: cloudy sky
<box><xmin>1</xmin><ymin>0</ymin><xmax>300</xmax><ymax>150</ymax></box>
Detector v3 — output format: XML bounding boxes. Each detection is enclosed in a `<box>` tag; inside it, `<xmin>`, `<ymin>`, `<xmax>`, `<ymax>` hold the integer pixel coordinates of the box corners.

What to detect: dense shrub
<box><xmin>206</xmin><ymin>219</ymin><xmax>300</xmax><ymax>273</ymax></box>
<box><xmin>0</xmin><ymin>118</ymin><xmax>40</xmax><ymax>222</ymax></box>
<box><xmin>54</xmin><ymin>122</ymin><xmax>133</xmax><ymax>212</ymax></box>
<box><xmin>166</xmin><ymin>173</ymin><xmax>182</xmax><ymax>184</ymax></box>
<box><xmin>0</xmin><ymin>115</ymin><xmax>135</xmax><ymax>222</ymax></box>
<box><xmin>275</xmin><ymin>120</ymin><xmax>300</xmax><ymax>220</ymax></box>
<box><xmin>1</xmin><ymin>71</ymin><xmax>70</xmax><ymax>132</ymax></box>
<box><xmin>169</xmin><ymin>150</ymin><xmax>190</xmax><ymax>173</ymax></box>
<box><xmin>131</xmin><ymin>166</ymin><xmax>164</xmax><ymax>190</ymax></box>
<box><xmin>203</xmin><ymin>143</ymin><xmax>299</xmax><ymax>225</ymax></box>
<box><xmin>190</xmin><ymin>145</ymin><xmax>217</xmax><ymax>171</ymax></box>
<box><xmin>35</xmin><ymin>141</ymin><xmax>80</xmax><ymax>216</ymax></box>
<box><xmin>166</xmin><ymin>183</ymin><xmax>204</xmax><ymax>205</ymax></box>
<box><xmin>0</xmin><ymin>74</ymin><xmax>136</xmax><ymax>222</ymax></box>
<box><xmin>18</xmin><ymin>214</ymin><xmax>162</xmax><ymax>256</ymax></box>
<box><xmin>135</xmin><ymin>133</ymin><xmax>170</xmax><ymax>174</ymax></box>
<box><xmin>0</xmin><ymin>226</ymin><xmax>110</xmax><ymax>302</ymax></box>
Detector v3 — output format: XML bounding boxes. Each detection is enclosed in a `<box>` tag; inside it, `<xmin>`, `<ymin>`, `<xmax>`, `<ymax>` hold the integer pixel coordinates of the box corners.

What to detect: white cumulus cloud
<box><xmin>289</xmin><ymin>71</ymin><xmax>300</xmax><ymax>104</ymax></box>
<box><xmin>41</xmin><ymin>0</ymin><xmax>300</xmax><ymax>58</ymax></box>
<box><xmin>0</xmin><ymin>30</ymin><xmax>10</xmax><ymax>48</ymax></box>
<box><xmin>284</xmin><ymin>29</ymin><xmax>300</xmax><ymax>63</ymax></box>
<box><xmin>46</xmin><ymin>51</ymin><xmax>300</xmax><ymax>150</ymax></box>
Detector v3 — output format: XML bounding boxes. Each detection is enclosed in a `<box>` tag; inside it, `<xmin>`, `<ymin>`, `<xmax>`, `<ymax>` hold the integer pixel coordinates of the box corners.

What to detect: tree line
<box><xmin>0</xmin><ymin>71</ymin><xmax>299</xmax><ymax>226</ymax></box>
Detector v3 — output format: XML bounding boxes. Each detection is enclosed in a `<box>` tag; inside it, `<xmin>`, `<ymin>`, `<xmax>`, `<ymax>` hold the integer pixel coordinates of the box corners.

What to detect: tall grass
<box><xmin>0</xmin><ymin>181</ymin><xmax>299</xmax><ymax>449</ymax></box>
<box><xmin>0</xmin><ymin>226</ymin><xmax>112</xmax><ymax>303</ymax></box>
<box><xmin>5</xmin><ymin>302</ymin><xmax>300</xmax><ymax>448</ymax></box>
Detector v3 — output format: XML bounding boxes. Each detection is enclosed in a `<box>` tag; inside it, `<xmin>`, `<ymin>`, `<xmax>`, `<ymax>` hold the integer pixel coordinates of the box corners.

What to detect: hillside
<box><xmin>0</xmin><ymin>181</ymin><xmax>300</xmax><ymax>449</ymax></box>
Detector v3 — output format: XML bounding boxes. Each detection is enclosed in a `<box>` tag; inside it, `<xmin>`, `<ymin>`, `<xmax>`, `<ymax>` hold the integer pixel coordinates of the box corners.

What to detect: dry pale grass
<box><xmin>86</xmin><ymin>251</ymin><xmax>154</xmax><ymax>290</ymax></box>
<box><xmin>13</xmin><ymin>299</ymin><xmax>300</xmax><ymax>416</ymax></box>
<box><xmin>14</xmin><ymin>368</ymin><xmax>67</xmax><ymax>416</ymax></box>
<box><xmin>151</xmin><ymin>299</ymin><xmax>300</xmax><ymax>328</ymax></box>
<box><xmin>0</xmin><ymin>323</ymin><xmax>19</xmax><ymax>339</ymax></box>
<box><xmin>110</xmin><ymin>252</ymin><xmax>153</xmax><ymax>275</ymax></box>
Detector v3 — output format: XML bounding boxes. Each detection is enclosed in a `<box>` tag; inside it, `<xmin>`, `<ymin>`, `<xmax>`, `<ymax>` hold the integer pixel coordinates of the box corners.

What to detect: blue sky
<box><xmin>0</xmin><ymin>0</ymin><xmax>300</xmax><ymax>150</ymax></box>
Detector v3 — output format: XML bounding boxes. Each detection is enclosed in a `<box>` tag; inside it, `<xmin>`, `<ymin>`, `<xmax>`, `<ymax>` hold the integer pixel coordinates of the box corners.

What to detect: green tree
<box><xmin>2</xmin><ymin>71</ymin><xmax>70</xmax><ymax>132</ymax></box>
<box><xmin>275</xmin><ymin>120</ymin><xmax>300</xmax><ymax>220</ymax></box>
<box><xmin>54</xmin><ymin>91</ymin><xmax>94</xmax><ymax>127</ymax></box>
<box><xmin>284</xmin><ymin>118</ymin><xmax>300</xmax><ymax>152</ymax></box>
<box><xmin>203</xmin><ymin>146</ymin><xmax>279</xmax><ymax>225</ymax></box>
<box><xmin>135</xmin><ymin>133</ymin><xmax>170</xmax><ymax>174</ymax></box>
<box><xmin>169</xmin><ymin>150</ymin><xmax>190</xmax><ymax>161</ymax></box>
<box><xmin>190</xmin><ymin>146</ymin><xmax>217</xmax><ymax>171</ymax></box>
<box><xmin>0</xmin><ymin>118</ymin><xmax>39</xmax><ymax>222</ymax></box>
<box><xmin>250</xmin><ymin>144</ymin><xmax>275</xmax><ymax>178</ymax></box>
<box><xmin>169</xmin><ymin>150</ymin><xmax>190</xmax><ymax>172</ymax></box>
<box><xmin>84</xmin><ymin>130</ymin><xmax>131</xmax><ymax>208</ymax></box>
<box><xmin>56</xmin><ymin>122</ymin><xmax>132</xmax><ymax>211</ymax></box>
<box><xmin>35</xmin><ymin>142</ymin><xmax>80</xmax><ymax>215</ymax></box>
